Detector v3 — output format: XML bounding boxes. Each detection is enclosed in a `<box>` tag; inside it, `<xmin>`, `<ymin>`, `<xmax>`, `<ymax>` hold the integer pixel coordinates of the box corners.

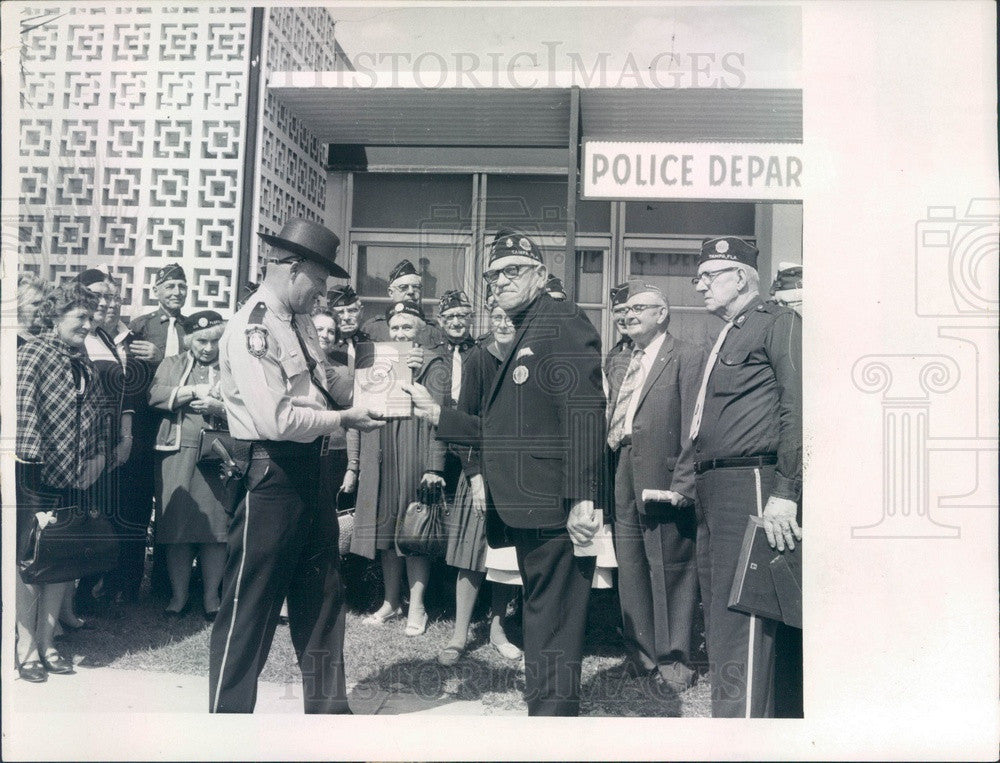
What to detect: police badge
<box><xmin>245</xmin><ymin>326</ymin><xmax>269</xmax><ymax>357</ymax></box>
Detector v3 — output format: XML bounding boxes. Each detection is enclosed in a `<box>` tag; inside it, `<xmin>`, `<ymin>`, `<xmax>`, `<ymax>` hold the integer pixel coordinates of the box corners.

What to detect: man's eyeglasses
<box><xmin>441</xmin><ymin>312</ymin><xmax>472</xmax><ymax>322</ymax></box>
<box><xmin>691</xmin><ymin>267</ymin><xmax>738</xmax><ymax>286</ymax></box>
<box><xmin>490</xmin><ymin>314</ymin><xmax>513</xmax><ymax>326</ymax></box>
<box><xmin>612</xmin><ymin>304</ymin><xmax>662</xmax><ymax>318</ymax></box>
<box><xmin>482</xmin><ymin>264</ymin><xmax>539</xmax><ymax>284</ymax></box>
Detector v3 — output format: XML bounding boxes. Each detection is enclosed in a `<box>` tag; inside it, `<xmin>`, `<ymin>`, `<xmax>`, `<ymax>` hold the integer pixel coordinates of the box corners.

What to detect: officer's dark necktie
<box><xmin>291</xmin><ymin>316</ymin><xmax>339</xmax><ymax>410</ymax></box>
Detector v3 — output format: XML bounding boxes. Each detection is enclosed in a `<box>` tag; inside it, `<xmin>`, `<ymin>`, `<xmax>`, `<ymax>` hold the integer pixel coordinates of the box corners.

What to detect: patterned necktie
<box><xmin>607</xmin><ymin>348</ymin><xmax>645</xmax><ymax>449</ymax></box>
<box><xmin>451</xmin><ymin>344</ymin><xmax>462</xmax><ymax>403</ymax></box>
<box><xmin>165</xmin><ymin>316</ymin><xmax>179</xmax><ymax>357</ymax></box>
<box><xmin>689</xmin><ymin>321</ymin><xmax>735</xmax><ymax>440</ymax></box>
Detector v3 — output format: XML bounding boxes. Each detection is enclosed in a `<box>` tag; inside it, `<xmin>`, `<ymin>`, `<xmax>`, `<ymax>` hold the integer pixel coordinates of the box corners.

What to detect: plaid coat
<box><xmin>16</xmin><ymin>332</ymin><xmax>106</xmax><ymax>490</ymax></box>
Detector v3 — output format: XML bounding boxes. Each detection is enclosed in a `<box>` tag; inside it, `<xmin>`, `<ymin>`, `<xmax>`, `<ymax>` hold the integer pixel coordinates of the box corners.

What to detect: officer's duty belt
<box><xmin>239</xmin><ymin>438</ymin><xmax>325</xmax><ymax>460</ymax></box>
<box><xmin>694</xmin><ymin>454</ymin><xmax>777</xmax><ymax>474</ymax></box>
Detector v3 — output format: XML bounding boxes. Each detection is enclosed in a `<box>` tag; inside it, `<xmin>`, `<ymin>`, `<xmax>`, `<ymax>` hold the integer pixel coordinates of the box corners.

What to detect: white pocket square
<box><xmin>516</xmin><ymin>347</ymin><xmax>534</xmax><ymax>360</ymax></box>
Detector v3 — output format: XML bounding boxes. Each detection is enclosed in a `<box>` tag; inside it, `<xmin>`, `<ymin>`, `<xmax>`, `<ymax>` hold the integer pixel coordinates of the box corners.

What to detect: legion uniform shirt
<box><xmin>129</xmin><ymin>306</ymin><xmax>187</xmax><ymax>360</ymax></box>
<box><xmin>692</xmin><ymin>297</ymin><xmax>802</xmax><ymax>502</ymax></box>
<box><xmin>219</xmin><ymin>283</ymin><xmax>344</xmax><ymax>443</ymax></box>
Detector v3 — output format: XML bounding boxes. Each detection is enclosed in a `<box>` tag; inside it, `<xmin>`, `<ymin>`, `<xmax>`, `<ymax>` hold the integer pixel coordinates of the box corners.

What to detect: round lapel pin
<box><xmin>512</xmin><ymin>365</ymin><xmax>529</xmax><ymax>384</ymax></box>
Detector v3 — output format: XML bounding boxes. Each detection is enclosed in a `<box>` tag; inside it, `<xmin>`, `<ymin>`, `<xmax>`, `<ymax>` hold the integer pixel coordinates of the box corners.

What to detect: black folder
<box><xmin>728</xmin><ymin>515</ymin><xmax>802</xmax><ymax>628</ymax></box>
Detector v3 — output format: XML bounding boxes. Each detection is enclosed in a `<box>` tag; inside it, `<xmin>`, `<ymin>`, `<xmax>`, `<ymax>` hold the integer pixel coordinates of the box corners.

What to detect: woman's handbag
<box><xmin>335</xmin><ymin>489</ymin><xmax>355</xmax><ymax>556</ymax></box>
<box><xmin>395</xmin><ymin>482</ymin><xmax>448</xmax><ymax>557</ymax></box>
<box><xmin>19</xmin><ymin>505</ymin><xmax>120</xmax><ymax>585</ymax></box>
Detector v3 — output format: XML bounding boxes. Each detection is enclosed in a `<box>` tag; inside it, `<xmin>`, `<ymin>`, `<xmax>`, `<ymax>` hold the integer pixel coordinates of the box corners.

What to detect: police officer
<box><xmin>208</xmin><ymin>218</ymin><xmax>383</xmax><ymax>714</ymax></box>
<box><xmin>360</xmin><ymin>258</ymin><xmax>445</xmax><ymax>347</ymax></box>
<box><xmin>689</xmin><ymin>236</ymin><xmax>802</xmax><ymax>718</ymax></box>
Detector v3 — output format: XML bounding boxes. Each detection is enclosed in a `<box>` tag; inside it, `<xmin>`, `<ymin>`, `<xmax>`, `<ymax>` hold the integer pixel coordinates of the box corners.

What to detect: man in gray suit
<box><xmin>606</xmin><ymin>280</ymin><xmax>705</xmax><ymax>692</ymax></box>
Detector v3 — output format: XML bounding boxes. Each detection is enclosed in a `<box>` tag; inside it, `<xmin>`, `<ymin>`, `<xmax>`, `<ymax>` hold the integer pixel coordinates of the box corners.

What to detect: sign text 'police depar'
<box><xmin>582</xmin><ymin>141</ymin><xmax>803</xmax><ymax>201</ymax></box>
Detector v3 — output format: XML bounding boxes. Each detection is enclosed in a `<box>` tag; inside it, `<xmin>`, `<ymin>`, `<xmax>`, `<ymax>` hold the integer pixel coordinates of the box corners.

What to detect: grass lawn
<box><xmin>58</xmin><ymin>555</ymin><xmax>711</xmax><ymax>717</ymax></box>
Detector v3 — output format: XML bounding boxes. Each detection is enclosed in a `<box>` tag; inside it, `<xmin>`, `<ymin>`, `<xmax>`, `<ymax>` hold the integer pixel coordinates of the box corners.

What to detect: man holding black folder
<box><xmin>689</xmin><ymin>236</ymin><xmax>802</xmax><ymax>718</ymax></box>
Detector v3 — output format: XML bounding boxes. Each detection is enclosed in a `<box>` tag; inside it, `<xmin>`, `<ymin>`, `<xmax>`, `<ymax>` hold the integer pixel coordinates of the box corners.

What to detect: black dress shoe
<box><xmin>163</xmin><ymin>603</ymin><xmax>190</xmax><ymax>617</ymax></box>
<box><xmin>59</xmin><ymin>616</ymin><xmax>94</xmax><ymax>631</ymax></box>
<box><xmin>18</xmin><ymin>661</ymin><xmax>48</xmax><ymax>683</ymax></box>
<box><xmin>204</xmin><ymin>610</ymin><xmax>219</xmax><ymax>623</ymax></box>
<box><xmin>40</xmin><ymin>652</ymin><xmax>75</xmax><ymax>675</ymax></box>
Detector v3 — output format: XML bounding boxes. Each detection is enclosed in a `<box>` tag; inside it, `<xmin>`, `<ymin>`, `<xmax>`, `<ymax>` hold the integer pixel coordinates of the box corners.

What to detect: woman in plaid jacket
<box><xmin>15</xmin><ymin>283</ymin><xmax>108</xmax><ymax>683</ymax></box>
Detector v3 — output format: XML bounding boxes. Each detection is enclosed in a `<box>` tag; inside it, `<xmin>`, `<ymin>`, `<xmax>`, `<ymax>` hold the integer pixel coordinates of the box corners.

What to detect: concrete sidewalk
<box><xmin>9</xmin><ymin>665</ymin><xmax>519</xmax><ymax>715</ymax></box>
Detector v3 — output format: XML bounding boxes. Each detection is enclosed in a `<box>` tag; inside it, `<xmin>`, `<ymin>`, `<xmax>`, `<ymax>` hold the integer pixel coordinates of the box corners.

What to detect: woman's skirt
<box><xmin>444</xmin><ymin>471</ymin><xmax>488</xmax><ymax>572</ymax></box>
<box><xmin>155</xmin><ymin>447</ymin><xmax>229</xmax><ymax>544</ymax></box>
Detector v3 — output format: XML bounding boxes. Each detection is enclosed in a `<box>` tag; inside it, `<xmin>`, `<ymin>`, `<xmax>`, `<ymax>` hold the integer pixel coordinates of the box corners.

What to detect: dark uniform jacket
<box><xmin>435</xmin><ymin>292</ymin><xmax>607</xmax><ymax>534</ymax></box>
<box><xmin>692</xmin><ymin>297</ymin><xmax>802</xmax><ymax>502</ymax></box>
<box><xmin>129</xmin><ymin>306</ymin><xmax>188</xmax><ymax>361</ymax></box>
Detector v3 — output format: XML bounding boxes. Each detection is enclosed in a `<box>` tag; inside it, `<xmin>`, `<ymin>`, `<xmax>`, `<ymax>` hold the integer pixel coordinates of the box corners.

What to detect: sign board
<box><xmin>582</xmin><ymin>141</ymin><xmax>803</xmax><ymax>201</ymax></box>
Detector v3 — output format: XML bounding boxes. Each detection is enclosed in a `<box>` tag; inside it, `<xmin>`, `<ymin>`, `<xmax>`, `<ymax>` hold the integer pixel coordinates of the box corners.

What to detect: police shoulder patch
<box><xmin>245</xmin><ymin>326</ymin><xmax>269</xmax><ymax>358</ymax></box>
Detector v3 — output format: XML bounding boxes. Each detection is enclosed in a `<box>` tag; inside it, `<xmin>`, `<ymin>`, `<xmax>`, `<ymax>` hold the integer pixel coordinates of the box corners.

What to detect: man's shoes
<box><xmin>653</xmin><ymin>662</ymin><xmax>696</xmax><ymax>693</ymax></box>
<box><xmin>40</xmin><ymin>651</ymin><xmax>75</xmax><ymax>675</ymax></box>
<box><xmin>163</xmin><ymin>603</ymin><xmax>190</xmax><ymax>618</ymax></box>
<box><xmin>58</xmin><ymin>615</ymin><xmax>93</xmax><ymax>631</ymax></box>
<box><xmin>18</xmin><ymin>661</ymin><xmax>48</xmax><ymax>683</ymax></box>
<box><xmin>204</xmin><ymin>609</ymin><xmax>219</xmax><ymax>623</ymax></box>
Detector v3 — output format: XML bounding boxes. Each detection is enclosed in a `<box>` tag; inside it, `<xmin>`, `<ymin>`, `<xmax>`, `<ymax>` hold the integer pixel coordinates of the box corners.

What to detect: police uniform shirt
<box><xmin>692</xmin><ymin>297</ymin><xmax>802</xmax><ymax>501</ymax></box>
<box><xmin>220</xmin><ymin>283</ymin><xmax>343</xmax><ymax>443</ymax></box>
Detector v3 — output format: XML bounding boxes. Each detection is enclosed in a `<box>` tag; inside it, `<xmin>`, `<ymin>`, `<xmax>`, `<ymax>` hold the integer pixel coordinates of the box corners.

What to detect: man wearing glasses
<box><xmin>605</xmin><ymin>280</ymin><xmax>705</xmax><ymax>693</ymax></box>
<box><xmin>405</xmin><ymin>228</ymin><xmax>607</xmax><ymax>716</ymax></box>
<box><xmin>360</xmin><ymin>258</ymin><xmax>444</xmax><ymax>348</ymax></box>
<box><xmin>689</xmin><ymin>236</ymin><xmax>802</xmax><ymax>718</ymax></box>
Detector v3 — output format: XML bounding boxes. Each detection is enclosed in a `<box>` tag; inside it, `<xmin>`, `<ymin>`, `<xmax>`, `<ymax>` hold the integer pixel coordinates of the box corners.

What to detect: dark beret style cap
<box><xmin>327</xmin><ymin>283</ymin><xmax>359</xmax><ymax>307</ymax></box>
<box><xmin>184</xmin><ymin>310</ymin><xmax>224</xmax><ymax>333</ymax></box>
<box><xmin>699</xmin><ymin>236</ymin><xmax>759</xmax><ymax>269</ymax></box>
<box><xmin>610</xmin><ymin>279</ymin><xmax>662</xmax><ymax>306</ymax></box>
<box><xmin>488</xmin><ymin>228</ymin><xmax>543</xmax><ymax>266</ymax></box>
<box><xmin>388</xmin><ymin>259</ymin><xmax>419</xmax><ymax>285</ymax></box>
<box><xmin>77</xmin><ymin>268</ymin><xmax>110</xmax><ymax>287</ymax></box>
<box><xmin>438</xmin><ymin>289</ymin><xmax>471</xmax><ymax>311</ymax></box>
<box><xmin>155</xmin><ymin>263</ymin><xmax>187</xmax><ymax>285</ymax></box>
<box><xmin>384</xmin><ymin>301</ymin><xmax>426</xmax><ymax>322</ymax></box>
<box><xmin>771</xmin><ymin>265</ymin><xmax>803</xmax><ymax>293</ymax></box>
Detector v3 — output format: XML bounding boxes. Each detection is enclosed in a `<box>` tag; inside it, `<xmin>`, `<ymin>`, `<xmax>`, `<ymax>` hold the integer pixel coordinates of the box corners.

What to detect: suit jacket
<box><xmin>607</xmin><ymin>332</ymin><xmax>705</xmax><ymax>507</ymax></box>
<box><xmin>436</xmin><ymin>292</ymin><xmax>607</xmax><ymax>532</ymax></box>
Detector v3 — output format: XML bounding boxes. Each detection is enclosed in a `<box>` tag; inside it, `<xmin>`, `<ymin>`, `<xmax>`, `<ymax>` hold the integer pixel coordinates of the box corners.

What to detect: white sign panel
<box><xmin>582</xmin><ymin>141</ymin><xmax>804</xmax><ymax>201</ymax></box>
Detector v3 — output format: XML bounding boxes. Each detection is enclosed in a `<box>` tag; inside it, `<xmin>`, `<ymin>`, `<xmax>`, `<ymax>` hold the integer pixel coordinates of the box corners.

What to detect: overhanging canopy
<box><xmin>268</xmin><ymin>71</ymin><xmax>802</xmax><ymax>148</ymax></box>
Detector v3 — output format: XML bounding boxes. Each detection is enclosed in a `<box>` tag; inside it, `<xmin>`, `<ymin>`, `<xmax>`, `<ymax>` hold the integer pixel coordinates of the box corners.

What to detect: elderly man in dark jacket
<box><xmin>406</xmin><ymin>229</ymin><xmax>607</xmax><ymax>717</ymax></box>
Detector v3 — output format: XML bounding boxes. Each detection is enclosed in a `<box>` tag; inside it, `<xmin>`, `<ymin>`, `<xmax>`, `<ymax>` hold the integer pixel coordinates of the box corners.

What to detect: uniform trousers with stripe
<box><xmin>509</xmin><ymin>526</ymin><xmax>596</xmax><ymax>717</ymax></box>
<box><xmin>209</xmin><ymin>442</ymin><xmax>349</xmax><ymax>714</ymax></box>
<box><xmin>695</xmin><ymin>464</ymin><xmax>798</xmax><ymax>718</ymax></box>
<box><xmin>613</xmin><ymin>443</ymin><xmax>699</xmax><ymax>676</ymax></box>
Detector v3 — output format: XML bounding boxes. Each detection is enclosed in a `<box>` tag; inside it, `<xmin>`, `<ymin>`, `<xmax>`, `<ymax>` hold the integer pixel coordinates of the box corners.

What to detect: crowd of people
<box><xmin>14</xmin><ymin>217</ymin><xmax>802</xmax><ymax>720</ymax></box>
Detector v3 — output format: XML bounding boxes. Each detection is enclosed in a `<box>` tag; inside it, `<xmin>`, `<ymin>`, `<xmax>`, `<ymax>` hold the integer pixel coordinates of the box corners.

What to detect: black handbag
<box><xmin>395</xmin><ymin>482</ymin><xmax>448</xmax><ymax>557</ymax></box>
<box><xmin>19</xmin><ymin>505</ymin><xmax>120</xmax><ymax>585</ymax></box>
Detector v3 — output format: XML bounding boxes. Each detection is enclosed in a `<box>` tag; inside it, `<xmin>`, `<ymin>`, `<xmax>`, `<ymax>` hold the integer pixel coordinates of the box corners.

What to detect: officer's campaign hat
<box><xmin>699</xmin><ymin>236</ymin><xmax>758</xmax><ymax>269</ymax></box>
<box><xmin>488</xmin><ymin>229</ymin><xmax>543</xmax><ymax>268</ymax></box>
<box><xmin>184</xmin><ymin>310</ymin><xmax>225</xmax><ymax>334</ymax></box>
<box><xmin>328</xmin><ymin>283</ymin><xmax>359</xmax><ymax>307</ymax></box>
<box><xmin>544</xmin><ymin>274</ymin><xmax>567</xmax><ymax>300</ymax></box>
<box><xmin>155</xmin><ymin>263</ymin><xmax>187</xmax><ymax>286</ymax></box>
<box><xmin>384</xmin><ymin>301</ymin><xmax>426</xmax><ymax>322</ymax></box>
<box><xmin>388</xmin><ymin>259</ymin><xmax>420</xmax><ymax>287</ymax></box>
<box><xmin>438</xmin><ymin>289</ymin><xmax>471</xmax><ymax>312</ymax></box>
<box><xmin>258</xmin><ymin>218</ymin><xmax>348</xmax><ymax>278</ymax></box>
